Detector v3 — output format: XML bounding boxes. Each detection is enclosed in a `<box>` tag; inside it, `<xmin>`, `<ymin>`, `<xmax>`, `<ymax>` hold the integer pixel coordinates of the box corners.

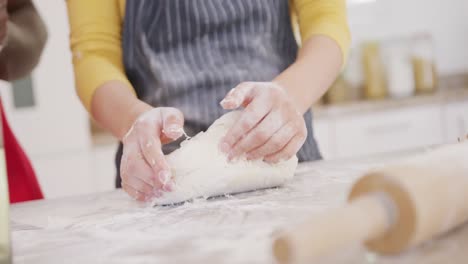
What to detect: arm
<box><xmin>274</xmin><ymin>35</ymin><xmax>343</xmax><ymax>114</ymax></box>
<box><xmin>66</xmin><ymin>0</ymin><xmax>139</xmax><ymax>139</ymax></box>
<box><xmin>220</xmin><ymin>0</ymin><xmax>350</xmax><ymax>162</ymax></box>
<box><xmin>0</xmin><ymin>0</ymin><xmax>47</xmax><ymax>80</ymax></box>
<box><xmin>277</xmin><ymin>0</ymin><xmax>350</xmax><ymax>113</ymax></box>
<box><xmin>66</xmin><ymin>0</ymin><xmax>183</xmax><ymax>201</ymax></box>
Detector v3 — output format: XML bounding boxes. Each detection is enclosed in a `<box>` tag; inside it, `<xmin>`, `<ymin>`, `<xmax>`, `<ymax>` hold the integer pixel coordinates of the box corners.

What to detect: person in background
<box><xmin>0</xmin><ymin>0</ymin><xmax>47</xmax><ymax>203</ymax></box>
<box><xmin>66</xmin><ymin>0</ymin><xmax>350</xmax><ymax>201</ymax></box>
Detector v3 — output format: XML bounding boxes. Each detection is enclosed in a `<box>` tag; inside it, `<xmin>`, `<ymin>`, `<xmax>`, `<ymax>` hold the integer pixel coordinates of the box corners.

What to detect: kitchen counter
<box><xmin>9</xmin><ymin>151</ymin><xmax>468</xmax><ymax>264</ymax></box>
<box><xmin>313</xmin><ymin>86</ymin><xmax>468</xmax><ymax>118</ymax></box>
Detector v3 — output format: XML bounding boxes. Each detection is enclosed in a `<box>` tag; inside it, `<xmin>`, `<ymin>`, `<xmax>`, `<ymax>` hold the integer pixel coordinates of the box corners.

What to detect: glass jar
<box><xmin>385</xmin><ymin>41</ymin><xmax>415</xmax><ymax>98</ymax></box>
<box><xmin>324</xmin><ymin>74</ymin><xmax>350</xmax><ymax>104</ymax></box>
<box><xmin>362</xmin><ymin>42</ymin><xmax>387</xmax><ymax>100</ymax></box>
<box><xmin>411</xmin><ymin>34</ymin><xmax>438</xmax><ymax>94</ymax></box>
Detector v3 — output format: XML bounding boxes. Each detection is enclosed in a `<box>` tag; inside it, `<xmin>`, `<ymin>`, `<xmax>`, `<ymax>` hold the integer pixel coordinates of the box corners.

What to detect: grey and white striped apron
<box><xmin>116</xmin><ymin>0</ymin><xmax>322</xmax><ymax>186</ymax></box>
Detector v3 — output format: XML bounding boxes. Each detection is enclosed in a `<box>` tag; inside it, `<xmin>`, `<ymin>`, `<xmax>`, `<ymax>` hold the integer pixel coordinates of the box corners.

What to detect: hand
<box><xmin>219</xmin><ymin>82</ymin><xmax>307</xmax><ymax>163</ymax></box>
<box><xmin>0</xmin><ymin>0</ymin><xmax>7</xmax><ymax>50</ymax></box>
<box><xmin>120</xmin><ymin>107</ymin><xmax>185</xmax><ymax>201</ymax></box>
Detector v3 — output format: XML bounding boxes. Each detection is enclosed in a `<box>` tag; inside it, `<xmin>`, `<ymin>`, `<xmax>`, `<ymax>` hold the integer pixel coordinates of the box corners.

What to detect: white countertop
<box><xmin>9</xmin><ymin>152</ymin><xmax>468</xmax><ymax>264</ymax></box>
<box><xmin>313</xmin><ymin>86</ymin><xmax>468</xmax><ymax>118</ymax></box>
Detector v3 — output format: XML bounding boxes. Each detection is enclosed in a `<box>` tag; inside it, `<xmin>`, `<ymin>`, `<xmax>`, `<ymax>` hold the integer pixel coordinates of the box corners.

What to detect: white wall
<box><xmin>347</xmin><ymin>0</ymin><xmax>468</xmax><ymax>75</ymax></box>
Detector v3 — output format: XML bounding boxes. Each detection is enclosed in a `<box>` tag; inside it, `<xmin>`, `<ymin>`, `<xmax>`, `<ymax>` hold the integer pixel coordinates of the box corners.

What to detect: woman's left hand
<box><xmin>219</xmin><ymin>82</ymin><xmax>307</xmax><ymax>163</ymax></box>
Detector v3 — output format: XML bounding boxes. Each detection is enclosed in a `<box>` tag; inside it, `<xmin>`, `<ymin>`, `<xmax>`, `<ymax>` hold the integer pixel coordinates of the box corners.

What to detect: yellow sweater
<box><xmin>66</xmin><ymin>0</ymin><xmax>351</xmax><ymax>111</ymax></box>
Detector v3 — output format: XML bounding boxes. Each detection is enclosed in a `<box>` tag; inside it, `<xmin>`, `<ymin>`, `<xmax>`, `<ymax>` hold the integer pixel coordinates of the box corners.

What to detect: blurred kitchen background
<box><xmin>1</xmin><ymin>0</ymin><xmax>467</xmax><ymax>199</ymax></box>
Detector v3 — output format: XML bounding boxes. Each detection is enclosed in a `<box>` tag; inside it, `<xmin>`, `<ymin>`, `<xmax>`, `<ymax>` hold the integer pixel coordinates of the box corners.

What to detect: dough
<box><xmin>152</xmin><ymin>111</ymin><xmax>298</xmax><ymax>205</ymax></box>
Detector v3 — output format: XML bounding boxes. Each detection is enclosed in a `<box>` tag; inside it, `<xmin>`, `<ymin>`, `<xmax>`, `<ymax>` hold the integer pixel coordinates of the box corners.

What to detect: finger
<box><xmin>120</xmin><ymin>149</ymin><xmax>156</xmax><ymax>195</ymax></box>
<box><xmin>122</xmin><ymin>183</ymin><xmax>151</xmax><ymax>202</ymax></box>
<box><xmin>122</xmin><ymin>174</ymin><xmax>154</xmax><ymax>196</ymax></box>
<box><xmin>264</xmin><ymin>133</ymin><xmax>307</xmax><ymax>164</ymax></box>
<box><xmin>228</xmin><ymin>110</ymin><xmax>285</xmax><ymax>159</ymax></box>
<box><xmin>220</xmin><ymin>82</ymin><xmax>255</xmax><ymax>109</ymax></box>
<box><xmin>120</xmin><ymin>146</ymin><xmax>158</xmax><ymax>188</ymax></box>
<box><xmin>220</xmin><ymin>94</ymin><xmax>273</xmax><ymax>154</ymax></box>
<box><xmin>160</xmin><ymin>107</ymin><xmax>185</xmax><ymax>143</ymax></box>
<box><xmin>134</xmin><ymin>119</ymin><xmax>172</xmax><ymax>188</ymax></box>
<box><xmin>246</xmin><ymin>121</ymin><xmax>296</xmax><ymax>160</ymax></box>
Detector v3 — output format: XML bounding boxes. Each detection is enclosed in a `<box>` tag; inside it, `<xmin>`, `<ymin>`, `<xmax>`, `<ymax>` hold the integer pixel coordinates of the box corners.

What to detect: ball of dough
<box><xmin>152</xmin><ymin>111</ymin><xmax>298</xmax><ymax>205</ymax></box>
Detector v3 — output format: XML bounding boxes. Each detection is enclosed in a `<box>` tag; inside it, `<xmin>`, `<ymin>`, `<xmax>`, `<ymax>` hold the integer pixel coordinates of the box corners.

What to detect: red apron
<box><xmin>0</xmin><ymin>99</ymin><xmax>43</xmax><ymax>203</ymax></box>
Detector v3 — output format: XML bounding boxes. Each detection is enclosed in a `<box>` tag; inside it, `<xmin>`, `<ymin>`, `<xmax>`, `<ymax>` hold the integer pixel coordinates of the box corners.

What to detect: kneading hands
<box><xmin>120</xmin><ymin>83</ymin><xmax>305</xmax><ymax>201</ymax></box>
<box><xmin>219</xmin><ymin>82</ymin><xmax>307</xmax><ymax>163</ymax></box>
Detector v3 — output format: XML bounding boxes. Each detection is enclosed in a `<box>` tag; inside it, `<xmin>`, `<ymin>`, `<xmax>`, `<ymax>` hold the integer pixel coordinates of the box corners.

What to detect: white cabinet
<box><xmin>32</xmin><ymin>145</ymin><xmax>118</xmax><ymax>199</ymax></box>
<box><xmin>443</xmin><ymin>101</ymin><xmax>468</xmax><ymax>143</ymax></box>
<box><xmin>312</xmin><ymin>119</ymin><xmax>335</xmax><ymax>159</ymax></box>
<box><xmin>32</xmin><ymin>151</ymin><xmax>92</xmax><ymax>199</ymax></box>
<box><xmin>313</xmin><ymin>104</ymin><xmax>449</xmax><ymax>160</ymax></box>
<box><xmin>334</xmin><ymin>106</ymin><xmax>444</xmax><ymax>158</ymax></box>
<box><xmin>90</xmin><ymin>144</ymin><xmax>119</xmax><ymax>192</ymax></box>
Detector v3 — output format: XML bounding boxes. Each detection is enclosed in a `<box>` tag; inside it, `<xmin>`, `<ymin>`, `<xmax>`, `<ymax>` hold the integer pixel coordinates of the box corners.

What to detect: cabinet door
<box><xmin>334</xmin><ymin>105</ymin><xmax>444</xmax><ymax>158</ymax></box>
<box><xmin>312</xmin><ymin>118</ymin><xmax>335</xmax><ymax>159</ymax></box>
<box><xmin>443</xmin><ymin>100</ymin><xmax>468</xmax><ymax>143</ymax></box>
<box><xmin>32</xmin><ymin>145</ymin><xmax>118</xmax><ymax>199</ymax></box>
<box><xmin>91</xmin><ymin>145</ymin><xmax>119</xmax><ymax>192</ymax></box>
<box><xmin>32</xmin><ymin>152</ymin><xmax>93</xmax><ymax>198</ymax></box>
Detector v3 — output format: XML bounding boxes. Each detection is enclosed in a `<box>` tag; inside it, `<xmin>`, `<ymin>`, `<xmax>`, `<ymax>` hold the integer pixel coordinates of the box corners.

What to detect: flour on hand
<box><xmin>152</xmin><ymin>111</ymin><xmax>298</xmax><ymax>206</ymax></box>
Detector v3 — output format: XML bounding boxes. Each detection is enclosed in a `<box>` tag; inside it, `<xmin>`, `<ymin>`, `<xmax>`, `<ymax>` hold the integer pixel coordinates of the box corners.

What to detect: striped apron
<box><xmin>116</xmin><ymin>0</ymin><xmax>322</xmax><ymax>187</ymax></box>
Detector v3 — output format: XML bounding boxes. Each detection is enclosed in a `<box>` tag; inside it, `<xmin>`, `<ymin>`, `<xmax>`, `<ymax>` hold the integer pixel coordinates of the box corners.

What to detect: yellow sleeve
<box><xmin>66</xmin><ymin>0</ymin><xmax>135</xmax><ymax>112</ymax></box>
<box><xmin>293</xmin><ymin>0</ymin><xmax>351</xmax><ymax>65</ymax></box>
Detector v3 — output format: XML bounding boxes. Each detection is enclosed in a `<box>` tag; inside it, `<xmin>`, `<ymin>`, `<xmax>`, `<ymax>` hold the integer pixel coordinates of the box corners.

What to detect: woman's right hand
<box><xmin>120</xmin><ymin>107</ymin><xmax>185</xmax><ymax>201</ymax></box>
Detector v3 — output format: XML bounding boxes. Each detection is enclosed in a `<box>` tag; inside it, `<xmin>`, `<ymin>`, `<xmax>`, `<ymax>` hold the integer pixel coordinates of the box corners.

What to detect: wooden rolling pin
<box><xmin>273</xmin><ymin>141</ymin><xmax>468</xmax><ymax>264</ymax></box>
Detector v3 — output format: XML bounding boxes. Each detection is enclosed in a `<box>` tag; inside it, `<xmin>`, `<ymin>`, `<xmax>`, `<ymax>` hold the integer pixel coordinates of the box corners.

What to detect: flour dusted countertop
<box><xmin>10</xmin><ymin>151</ymin><xmax>468</xmax><ymax>264</ymax></box>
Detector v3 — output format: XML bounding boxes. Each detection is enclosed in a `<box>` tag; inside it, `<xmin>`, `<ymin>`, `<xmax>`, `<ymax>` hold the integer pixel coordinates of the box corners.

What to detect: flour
<box><xmin>152</xmin><ymin>111</ymin><xmax>298</xmax><ymax>205</ymax></box>
<box><xmin>12</xmin><ymin>157</ymin><xmax>398</xmax><ymax>264</ymax></box>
